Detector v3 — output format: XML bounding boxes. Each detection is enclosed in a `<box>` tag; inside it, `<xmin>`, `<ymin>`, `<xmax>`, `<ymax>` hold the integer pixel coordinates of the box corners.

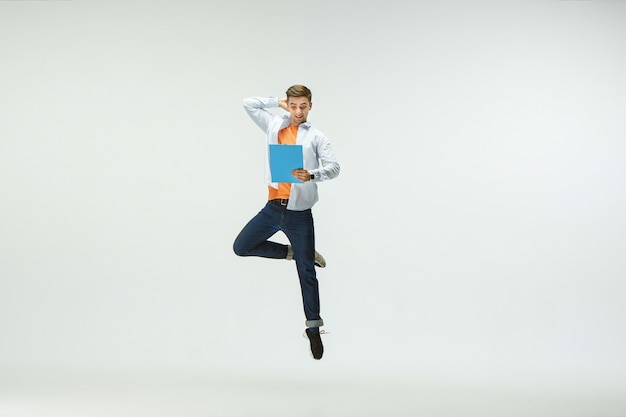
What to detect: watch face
<box><xmin>310</xmin><ymin>174</ymin><xmax>315</xmax><ymax>179</ymax></box>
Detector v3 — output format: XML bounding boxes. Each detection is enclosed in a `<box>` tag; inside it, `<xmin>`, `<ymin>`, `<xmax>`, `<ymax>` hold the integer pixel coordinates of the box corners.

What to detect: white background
<box><xmin>1</xmin><ymin>1</ymin><xmax>625</xmax><ymax>415</ymax></box>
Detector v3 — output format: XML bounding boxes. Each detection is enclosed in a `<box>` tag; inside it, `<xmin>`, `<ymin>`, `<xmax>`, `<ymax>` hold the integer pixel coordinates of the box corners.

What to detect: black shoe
<box><xmin>305</xmin><ymin>328</ymin><xmax>324</xmax><ymax>360</ymax></box>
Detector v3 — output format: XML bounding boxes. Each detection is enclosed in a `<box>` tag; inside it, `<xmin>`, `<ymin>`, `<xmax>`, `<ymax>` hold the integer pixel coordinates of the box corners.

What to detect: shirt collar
<box><xmin>282</xmin><ymin>115</ymin><xmax>311</xmax><ymax>129</ymax></box>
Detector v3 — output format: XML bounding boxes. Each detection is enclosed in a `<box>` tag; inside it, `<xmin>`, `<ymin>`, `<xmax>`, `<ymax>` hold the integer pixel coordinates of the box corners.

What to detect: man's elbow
<box><xmin>330</xmin><ymin>163</ymin><xmax>341</xmax><ymax>179</ymax></box>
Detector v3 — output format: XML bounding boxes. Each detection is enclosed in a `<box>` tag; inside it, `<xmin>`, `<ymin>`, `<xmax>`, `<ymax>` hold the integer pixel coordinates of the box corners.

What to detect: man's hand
<box><xmin>278</xmin><ymin>98</ymin><xmax>288</xmax><ymax>111</ymax></box>
<box><xmin>291</xmin><ymin>169</ymin><xmax>311</xmax><ymax>182</ymax></box>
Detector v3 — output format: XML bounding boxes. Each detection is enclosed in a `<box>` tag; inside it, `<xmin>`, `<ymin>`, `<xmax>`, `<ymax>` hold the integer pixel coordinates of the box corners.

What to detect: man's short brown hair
<box><xmin>286</xmin><ymin>84</ymin><xmax>312</xmax><ymax>103</ymax></box>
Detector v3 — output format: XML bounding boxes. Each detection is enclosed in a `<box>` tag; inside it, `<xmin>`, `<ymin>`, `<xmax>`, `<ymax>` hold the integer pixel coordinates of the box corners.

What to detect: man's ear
<box><xmin>309</xmin><ymin>102</ymin><xmax>313</xmax><ymax>110</ymax></box>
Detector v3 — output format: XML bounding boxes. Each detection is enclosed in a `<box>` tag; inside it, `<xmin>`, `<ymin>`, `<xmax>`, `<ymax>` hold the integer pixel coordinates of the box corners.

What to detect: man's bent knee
<box><xmin>233</xmin><ymin>239</ymin><xmax>249</xmax><ymax>257</ymax></box>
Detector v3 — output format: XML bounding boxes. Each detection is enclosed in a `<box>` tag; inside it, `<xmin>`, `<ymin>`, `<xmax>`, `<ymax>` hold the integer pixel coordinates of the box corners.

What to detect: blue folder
<box><xmin>269</xmin><ymin>144</ymin><xmax>304</xmax><ymax>183</ymax></box>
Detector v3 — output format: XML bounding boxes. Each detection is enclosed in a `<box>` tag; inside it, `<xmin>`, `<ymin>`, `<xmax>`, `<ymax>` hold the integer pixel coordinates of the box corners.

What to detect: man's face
<box><xmin>288</xmin><ymin>96</ymin><xmax>312</xmax><ymax>126</ymax></box>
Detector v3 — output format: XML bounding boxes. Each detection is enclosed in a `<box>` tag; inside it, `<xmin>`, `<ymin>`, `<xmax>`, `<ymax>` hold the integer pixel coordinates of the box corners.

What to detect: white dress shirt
<box><xmin>243</xmin><ymin>96</ymin><xmax>340</xmax><ymax>211</ymax></box>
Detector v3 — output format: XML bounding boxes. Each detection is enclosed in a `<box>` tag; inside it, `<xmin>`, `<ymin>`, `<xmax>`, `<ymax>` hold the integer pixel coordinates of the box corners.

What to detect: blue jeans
<box><xmin>233</xmin><ymin>202</ymin><xmax>322</xmax><ymax>326</ymax></box>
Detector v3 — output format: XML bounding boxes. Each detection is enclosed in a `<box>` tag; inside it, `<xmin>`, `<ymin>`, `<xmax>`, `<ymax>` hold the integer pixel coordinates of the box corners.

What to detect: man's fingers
<box><xmin>291</xmin><ymin>169</ymin><xmax>308</xmax><ymax>182</ymax></box>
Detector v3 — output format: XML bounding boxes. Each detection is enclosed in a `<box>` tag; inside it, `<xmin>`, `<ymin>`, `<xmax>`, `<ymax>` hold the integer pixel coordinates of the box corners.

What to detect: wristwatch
<box><xmin>310</xmin><ymin>173</ymin><xmax>315</xmax><ymax>180</ymax></box>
